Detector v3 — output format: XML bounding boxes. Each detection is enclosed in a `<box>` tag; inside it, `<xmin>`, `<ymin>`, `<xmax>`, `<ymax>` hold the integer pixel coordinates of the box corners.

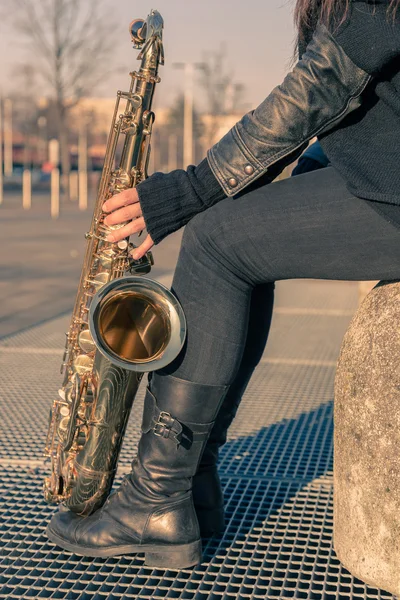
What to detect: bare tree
<box><xmin>167</xmin><ymin>94</ymin><xmax>203</xmax><ymax>165</ymax></box>
<box><xmin>10</xmin><ymin>64</ymin><xmax>41</xmax><ymax>168</ymax></box>
<box><xmin>10</xmin><ymin>0</ymin><xmax>118</xmax><ymax>195</ymax></box>
<box><xmin>198</xmin><ymin>46</ymin><xmax>248</xmax><ymax>148</ymax></box>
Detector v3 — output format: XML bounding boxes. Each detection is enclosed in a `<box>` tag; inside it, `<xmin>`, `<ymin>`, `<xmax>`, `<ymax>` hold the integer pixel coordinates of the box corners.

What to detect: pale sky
<box><xmin>0</xmin><ymin>0</ymin><xmax>297</xmax><ymax>111</ymax></box>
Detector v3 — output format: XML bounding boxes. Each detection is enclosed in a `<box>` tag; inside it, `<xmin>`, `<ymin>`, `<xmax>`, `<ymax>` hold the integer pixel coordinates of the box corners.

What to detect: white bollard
<box><xmin>69</xmin><ymin>171</ymin><xmax>78</xmax><ymax>201</ymax></box>
<box><xmin>51</xmin><ymin>168</ymin><xmax>60</xmax><ymax>219</ymax></box>
<box><xmin>4</xmin><ymin>99</ymin><xmax>13</xmax><ymax>177</ymax></box>
<box><xmin>22</xmin><ymin>169</ymin><xmax>32</xmax><ymax>210</ymax></box>
<box><xmin>0</xmin><ymin>99</ymin><xmax>3</xmax><ymax>206</ymax></box>
<box><xmin>48</xmin><ymin>139</ymin><xmax>60</xmax><ymax>167</ymax></box>
<box><xmin>78</xmin><ymin>170</ymin><xmax>88</xmax><ymax>211</ymax></box>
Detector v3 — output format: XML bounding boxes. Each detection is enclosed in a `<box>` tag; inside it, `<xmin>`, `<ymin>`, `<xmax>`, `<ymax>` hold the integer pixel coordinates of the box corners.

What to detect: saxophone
<box><xmin>44</xmin><ymin>10</ymin><xmax>186</xmax><ymax>516</ymax></box>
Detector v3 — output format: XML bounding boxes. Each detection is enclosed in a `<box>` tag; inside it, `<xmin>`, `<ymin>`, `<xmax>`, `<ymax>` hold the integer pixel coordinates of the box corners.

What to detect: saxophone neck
<box><xmin>130</xmin><ymin>10</ymin><xmax>164</xmax><ymax>66</ymax></box>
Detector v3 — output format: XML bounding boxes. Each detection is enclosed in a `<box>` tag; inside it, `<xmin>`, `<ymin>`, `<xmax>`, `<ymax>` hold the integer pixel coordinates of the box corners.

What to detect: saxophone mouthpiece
<box><xmin>130</xmin><ymin>10</ymin><xmax>163</xmax><ymax>49</ymax></box>
<box><xmin>130</xmin><ymin>18</ymin><xmax>146</xmax><ymax>47</ymax></box>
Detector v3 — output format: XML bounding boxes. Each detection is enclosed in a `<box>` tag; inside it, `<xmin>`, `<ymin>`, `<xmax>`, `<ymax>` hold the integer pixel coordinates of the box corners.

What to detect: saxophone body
<box><xmin>44</xmin><ymin>10</ymin><xmax>186</xmax><ymax>516</ymax></box>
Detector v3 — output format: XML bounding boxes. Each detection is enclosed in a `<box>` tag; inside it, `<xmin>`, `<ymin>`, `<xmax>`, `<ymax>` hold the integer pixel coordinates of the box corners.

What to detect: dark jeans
<box><xmin>160</xmin><ymin>167</ymin><xmax>400</xmax><ymax>387</ymax></box>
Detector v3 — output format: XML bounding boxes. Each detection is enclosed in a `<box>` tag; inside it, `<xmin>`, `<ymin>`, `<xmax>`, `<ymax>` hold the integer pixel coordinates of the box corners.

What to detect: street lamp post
<box><xmin>167</xmin><ymin>134</ymin><xmax>178</xmax><ymax>172</ymax></box>
<box><xmin>172</xmin><ymin>62</ymin><xmax>205</xmax><ymax>168</ymax></box>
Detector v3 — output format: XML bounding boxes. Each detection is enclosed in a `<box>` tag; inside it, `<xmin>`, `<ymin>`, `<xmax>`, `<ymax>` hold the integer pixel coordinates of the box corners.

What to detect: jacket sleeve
<box><xmin>207</xmin><ymin>23</ymin><xmax>371</xmax><ymax>196</ymax></box>
<box><xmin>137</xmin><ymin>159</ymin><xmax>226</xmax><ymax>245</ymax></box>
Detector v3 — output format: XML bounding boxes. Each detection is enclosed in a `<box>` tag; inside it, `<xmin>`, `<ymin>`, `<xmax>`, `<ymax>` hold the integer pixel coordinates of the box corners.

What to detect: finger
<box><xmin>102</xmin><ymin>187</ymin><xmax>139</xmax><ymax>213</ymax></box>
<box><xmin>105</xmin><ymin>217</ymin><xmax>146</xmax><ymax>243</ymax></box>
<box><xmin>104</xmin><ymin>203</ymin><xmax>142</xmax><ymax>226</ymax></box>
<box><xmin>131</xmin><ymin>234</ymin><xmax>154</xmax><ymax>260</ymax></box>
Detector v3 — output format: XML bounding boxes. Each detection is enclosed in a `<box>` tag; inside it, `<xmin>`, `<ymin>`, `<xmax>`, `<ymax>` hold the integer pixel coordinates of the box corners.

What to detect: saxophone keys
<box><xmin>60</xmin><ymin>405</ymin><xmax>70</xmax><ymax>417</ymax></box>
<box><xmin>78</xmin><ymin>329</ymin><xmax>96</xmax><ymax>354</ymax></box>
<box><xmin>72</xmin><ymin>354</ymin><xmax>94</xmax><ymax>375</ymax></box>
<box><xmin>86</xmin><ymin>271</ymin><xmax>109</xmax><ymax>291</ymax></box>
<box><xmin>99</xmin><ymin>254</ymin><xmax>113</xmax><ymax>270</ymax></box>
<box><xmin>59</xmin><ymin>407</ymin><xmax>71</xmax><ymax>432</ymax></box>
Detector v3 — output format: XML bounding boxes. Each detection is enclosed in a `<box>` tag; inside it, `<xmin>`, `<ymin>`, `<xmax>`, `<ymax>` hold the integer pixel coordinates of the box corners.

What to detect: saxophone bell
<box><xmin>89</xmin><ymin>276</ymin><xmax>186</xmax><ymax>373</ymax></box>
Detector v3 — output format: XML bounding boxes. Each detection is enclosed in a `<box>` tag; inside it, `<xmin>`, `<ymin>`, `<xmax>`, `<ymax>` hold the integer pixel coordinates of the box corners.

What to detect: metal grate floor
<box><xmin>0</xmin><ymin>280</ymin><xmax>396</xmax><ymax>599</ymax></box>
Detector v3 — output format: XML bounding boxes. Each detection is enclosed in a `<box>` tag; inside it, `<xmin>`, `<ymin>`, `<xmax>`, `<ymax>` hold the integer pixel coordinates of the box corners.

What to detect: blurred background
<box><xmin>0</xmin><ymin>0</ymin><xmax>296</xmax><ymax>337</ymax></box>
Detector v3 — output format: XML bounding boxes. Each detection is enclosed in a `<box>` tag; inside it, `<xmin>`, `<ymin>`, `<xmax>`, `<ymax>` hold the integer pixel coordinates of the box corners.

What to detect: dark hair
<box><xmin>295</xmin><ymin>0</ymin><xmax>400</xmax><ymax>46</ymax></box>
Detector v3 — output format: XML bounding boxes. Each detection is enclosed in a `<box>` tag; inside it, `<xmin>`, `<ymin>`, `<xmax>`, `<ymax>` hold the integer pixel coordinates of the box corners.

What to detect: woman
<box><xmin>47</xmin><ymin>0</ymin><xmax>400</xmax><ymax>568</ymax></box>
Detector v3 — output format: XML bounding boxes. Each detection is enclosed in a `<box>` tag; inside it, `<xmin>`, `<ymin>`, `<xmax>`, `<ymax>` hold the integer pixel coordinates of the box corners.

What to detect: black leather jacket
<box><xmin>207</xmin><ymin>24</ymin><xmax>371</xmax><ymax>196</ymax></box>
<box><xmin>138</xmin><ymin>1</ymin><xmax>400</xmax><ymax>245</ymax></box>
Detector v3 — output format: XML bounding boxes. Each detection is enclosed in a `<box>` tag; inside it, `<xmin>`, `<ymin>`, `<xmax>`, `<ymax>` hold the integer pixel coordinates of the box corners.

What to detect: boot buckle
<box><xmin>153</xmin><ymin>411</ymin><xmax>184</xmax><ymax>445</ymax></box>
<box><xmin>153</xmin><ymin>411</ymin><xmax>177</xmax><ymax>439</ymax></box>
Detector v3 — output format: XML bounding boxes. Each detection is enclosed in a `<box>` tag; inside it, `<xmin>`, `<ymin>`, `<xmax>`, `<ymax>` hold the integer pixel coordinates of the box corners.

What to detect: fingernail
<box><xmin>102</xmin><ymin>202</ymin><xmax>108</xmax><ymax>211</ymax></box>
<box><xmin>106</xmin><ymin>235</ymin><xmax>114</xmax><ymax>242</ymax></box>
<box><xmin>131</xmin><ymin>250</ymin><xmax>140</xmax><ymax>259</ymax></box>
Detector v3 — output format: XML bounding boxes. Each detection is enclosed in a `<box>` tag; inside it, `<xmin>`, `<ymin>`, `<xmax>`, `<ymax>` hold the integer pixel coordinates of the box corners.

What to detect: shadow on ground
<box><xmin>1</xmin><ymin>400</ymin><xmax>395</xmax><ymax>598</ymax></box>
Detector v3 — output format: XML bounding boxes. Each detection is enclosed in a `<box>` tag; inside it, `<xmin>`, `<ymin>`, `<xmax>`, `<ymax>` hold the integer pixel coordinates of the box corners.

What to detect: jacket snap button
<box><xmin>228</xmin><ymin>177</ymin><xmax>238</xmax><ymax>188</ymax></box>
<box><xmin>244</xmin><ymin>165</ymin><xmax>254</xmax><ymax>175</ymax></box>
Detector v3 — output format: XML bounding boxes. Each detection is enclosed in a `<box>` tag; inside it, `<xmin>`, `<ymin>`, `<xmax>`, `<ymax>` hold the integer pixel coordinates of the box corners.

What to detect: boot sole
<box><xmin>46</xmin><ymin>525</ymin><xmax>202</xmax><ymax>569</ymax></box>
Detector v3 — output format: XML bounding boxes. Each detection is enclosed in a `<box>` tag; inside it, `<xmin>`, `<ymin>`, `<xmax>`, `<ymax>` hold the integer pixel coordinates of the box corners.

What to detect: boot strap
<box><xmin>142</xmin><ymin>388</ymin><xmax>212</xmax><ymax>447</ymax></box>
<box><xmin>153</xmin><ymin>410</ymin><xmax>183</xmax><ymax>442</ymax></box>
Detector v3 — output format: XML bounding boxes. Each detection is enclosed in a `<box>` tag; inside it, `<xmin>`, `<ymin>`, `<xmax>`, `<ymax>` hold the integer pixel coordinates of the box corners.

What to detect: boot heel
<box><xmin>145</xmin><ymin>540</ymin><xmax>202</xmax><ymax>569</ymax></box>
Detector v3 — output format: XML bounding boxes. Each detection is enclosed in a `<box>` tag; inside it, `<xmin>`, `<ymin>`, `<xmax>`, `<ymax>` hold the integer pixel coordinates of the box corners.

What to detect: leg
<box><xmin>48</xmin><ymin>167</ymin><xmax>400</xmax><ymax>565</ymax></box>
<box><xmin>194</xmin><ymin>162</ymin><xmax>328</xmax><ymax>535</ymax></box>
<box><xmin>162</xmin><ymin>166</ymin><xmax>400</xmax><ymax>385</ymax></box>
<box><xmin>193</xmin><ymin>282</ymin><xmax>275</xmax><ymax>535</ymax></box>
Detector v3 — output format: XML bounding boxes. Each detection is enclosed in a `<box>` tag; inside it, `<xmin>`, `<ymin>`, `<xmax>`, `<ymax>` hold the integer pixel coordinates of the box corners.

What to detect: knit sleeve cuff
<box><xmin>137</xmin><ymin>158</ymin><xmax>226</xmax><ymax>245</ymax></box>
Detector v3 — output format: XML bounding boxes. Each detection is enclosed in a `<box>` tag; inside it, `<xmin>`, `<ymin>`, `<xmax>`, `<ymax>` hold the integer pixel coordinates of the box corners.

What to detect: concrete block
<box><xmin>334</xmin><ymin>280</ymin><xmax>400</xmax><ymax>595</ymax></box>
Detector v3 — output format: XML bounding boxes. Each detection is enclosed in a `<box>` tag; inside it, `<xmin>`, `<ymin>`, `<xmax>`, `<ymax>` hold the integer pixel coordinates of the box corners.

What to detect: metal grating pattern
<box><xmin>0</xmin><ymin>468</ymin><xmax>394</xmax><ymax>599</ymax></box>
<box><xmin>219</xmin><ymin>399</ymin><xmax>333</xmax><ymax>480</ymax></box>
<box><xmin>0</xmin><ymin>316</ymin><xmax>70</xmax><ymax>349</ymax></box>
<box><xmin>0</xmin><ymin>311</ymin><xmax>350</xmax><ymax>364</ymax></box>
<box><xmin>264</xmin><ymin>312</ymin><xmax>353</xmax><ymax>364</ymax></box>
<box><xmin>1</xmin><ymin>280</ymin><xmax>395</xmax><ymax>599</ymax></box>
<box><xmin>0</xmin><ymin>347</ymin><xmax>335</xmax><ymax>481</ymax></box>
<box><xmin>273</xmin><ymin>280</ymin><xmax>359</xmax><ymax>312</ymax></box>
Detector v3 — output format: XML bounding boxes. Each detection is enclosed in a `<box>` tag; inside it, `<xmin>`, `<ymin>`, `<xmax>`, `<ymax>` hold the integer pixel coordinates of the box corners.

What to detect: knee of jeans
<box><xmin>183</xmin><ymin>209</ymin><xmax>260</xmax><ymax>286</ymax></box>
<box><xmin>183</xmin><ymin>210</ymin><xmax>220</xmax><ymax>251</ymax></box>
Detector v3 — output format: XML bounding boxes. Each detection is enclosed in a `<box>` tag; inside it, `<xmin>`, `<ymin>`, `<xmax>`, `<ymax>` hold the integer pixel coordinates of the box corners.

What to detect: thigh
<box><xmin>192</xmin><ymin>167</ymin><xmax>400</xmax><ymax>284</ymax></box>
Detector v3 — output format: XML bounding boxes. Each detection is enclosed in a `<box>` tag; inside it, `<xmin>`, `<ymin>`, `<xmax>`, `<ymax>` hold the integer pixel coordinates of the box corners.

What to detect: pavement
<box><xmin>0</xmin><ymin>193</ymin><xmax>394</xmax><ymax>599</ymax></box>
<box><xmin>0</xmin><ymin>191</ymin><xmax>183</xmax><ymax>338</ymax></box>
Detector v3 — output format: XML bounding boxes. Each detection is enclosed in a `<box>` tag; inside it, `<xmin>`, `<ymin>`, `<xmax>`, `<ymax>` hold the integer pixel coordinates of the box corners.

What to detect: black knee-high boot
<box><xmin>47</xmin><ymin>374</ymin><xmax>227</xmax><ymax>569</ymax></box>
<box><xmin>192</xmin><ymin>366</ymin><xmax>254</xmax><ymax>536</ymax></box>
<box><xmin>192</xmin><ymin>282</ymin><xmax>275</xmax><ymax>536</ymax></box>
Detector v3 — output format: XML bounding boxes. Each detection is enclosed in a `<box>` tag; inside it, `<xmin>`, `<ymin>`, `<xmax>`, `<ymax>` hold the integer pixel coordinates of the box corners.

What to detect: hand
<box><xmin>102</xmin><ymin>187</ymin><xmax>154</xmax><ymax>260</ymax></box>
